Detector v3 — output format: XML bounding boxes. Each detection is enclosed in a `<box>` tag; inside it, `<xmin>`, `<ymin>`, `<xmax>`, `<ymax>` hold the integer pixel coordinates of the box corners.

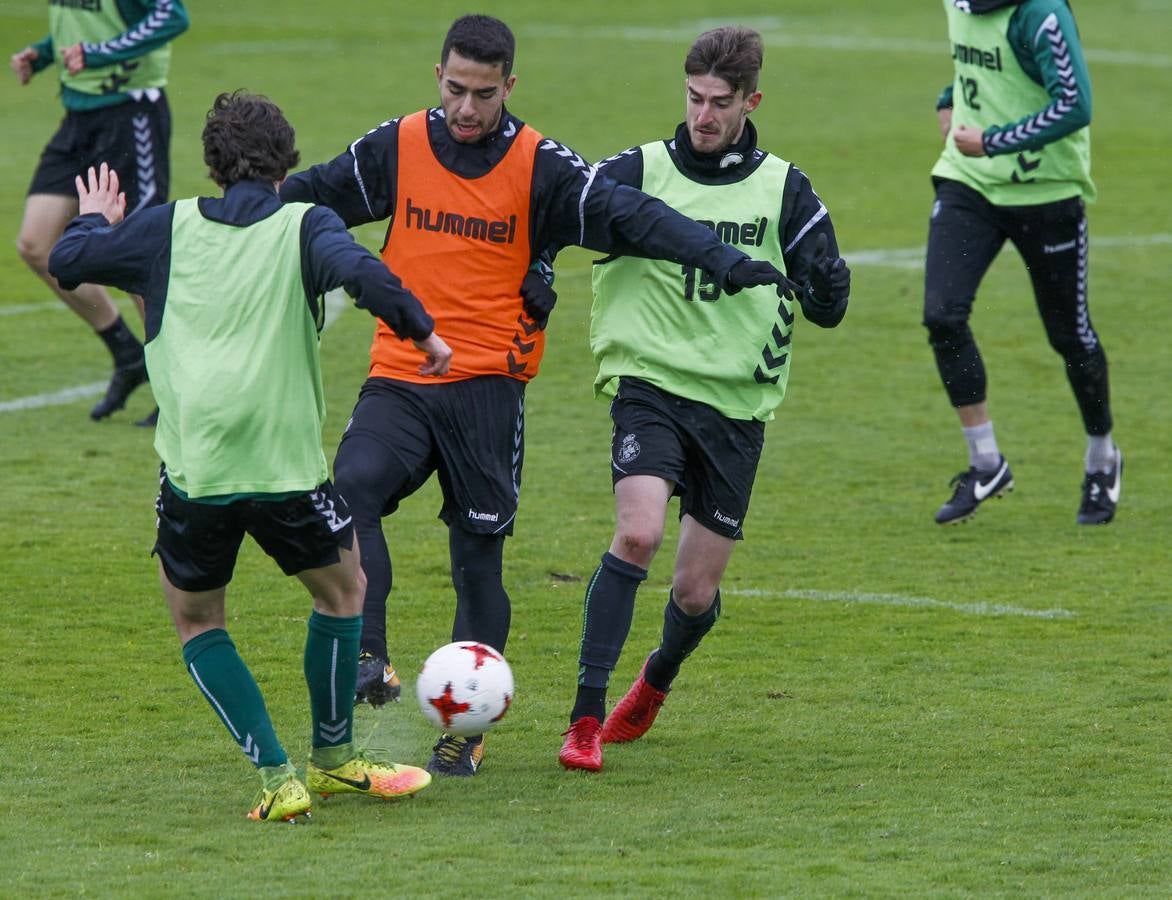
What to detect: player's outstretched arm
<box><xmin>299</xmin><ymin>206</ymin><xmax>446</xmax><ymax>374</ymax></box>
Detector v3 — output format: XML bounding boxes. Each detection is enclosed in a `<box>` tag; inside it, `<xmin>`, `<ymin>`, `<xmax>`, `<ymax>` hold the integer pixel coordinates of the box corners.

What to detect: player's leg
<box><xmin>560</xmin><ymin>379</ymin><xmax>681</xmax><ymax>771</ymax></box>
<box><xmin>332</xmin><ymin>378</ymin><xmax>435</xmax><ymax>705</ymax></box>
<box><xmin>21</xmin><ymin>113</ymin><xmax>148</xmax><ymax>419</ymax></box>
<box><xmin>96</xmin><ymin>93</ymin><xmax>173</xmax><ymax>427</ymax></box>
<box><xmin>423</xmin><ymin>377</ymin><xmax>525</xmax><ymax>776</ymax></box>
<box><xmin>1010</xmin><ymin>197</ymin><xmax>1120</xmax><ymax>524</ymax></box>
<box><xmin>250</xmin><ymin>486</ymin><xmax>430</xmax><ymax>802</ymax></box>
<box><xmin>604</xmin><ymin>401</ymin><xmax>760</xmax><ymax>745</ymax></box>
<box><xmin>153</xmin><ymin>472</ymin><xmax>304</xmax><ymax>821</ymax></box>
<box><xmin>923</xmin><ymin>179</ymin><xmax>1014</xmax><ymax>524</ymax></box>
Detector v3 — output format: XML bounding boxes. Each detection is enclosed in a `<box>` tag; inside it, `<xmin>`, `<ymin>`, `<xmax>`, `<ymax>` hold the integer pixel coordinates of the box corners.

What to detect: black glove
<box><xmin>806</xmin><ymin>232</ymin><xmax>850</xmax><ymax>307</ymax></box>
<box><xmin>725</xmin><ymin>258</ymin><xmax>803</xmax><ymax>300</ymax></box>
<box><xmin>521</xmin><ymin>267</ymin><xmax>557</xmax><ymax>330</ymax></box>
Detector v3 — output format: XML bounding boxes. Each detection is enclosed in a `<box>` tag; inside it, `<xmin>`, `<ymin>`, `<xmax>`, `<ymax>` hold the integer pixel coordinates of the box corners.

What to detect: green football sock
<box><xmin>258</xmin><ymin>761</ymin><xmax>298</xmax><ymax>792</ymax></box>
<box><xmin>304</xmin><ymin>611</ymin><xmax>362</xmax><ymax>751</ymax></box>
<box><xmin>182</xmin><ymin>628</ymin><xmax>287</xmax><ymax>768</ymax></box>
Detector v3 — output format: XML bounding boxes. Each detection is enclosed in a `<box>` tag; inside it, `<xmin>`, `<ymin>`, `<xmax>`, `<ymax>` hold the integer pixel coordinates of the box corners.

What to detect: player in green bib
<box><xmin>11</xmin><ymin>0</ymin><xmax>189</xmax><ymax>424</ymax></box>
<box><xmin>48</xmin><ymin>92</ymin><xmax>452</xmax><ymax>823</ymax></box>
<box><xmin>558</xmin><ymin>27</ymin><xmax>851</xmax><ymax>772</ymax></box>
<box><xmin>925</xmin><ymin>0</ymin><xmax>1121</xmax><ymax>526</ymax></box>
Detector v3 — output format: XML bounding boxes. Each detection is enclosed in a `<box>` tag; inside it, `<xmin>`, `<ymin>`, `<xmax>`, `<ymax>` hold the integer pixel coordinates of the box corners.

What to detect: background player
<box><xmin>48</xmin><ymin>92</ymin><xmax>450</xmax><ymax>822</ymax></box>
<box><xmin>555</xmin><ymin>26</ymin><xmax>851</xmax><ymax>771</ymax></box>
<box><xmin>11</xmin><ymin>0</ymin><xmax>189</xmax><ymax>425</ymax></box>
<box><xmin>926</xmin><ymin>0</ymin><xmax>1120</xmax><ymax>526</ymax></box>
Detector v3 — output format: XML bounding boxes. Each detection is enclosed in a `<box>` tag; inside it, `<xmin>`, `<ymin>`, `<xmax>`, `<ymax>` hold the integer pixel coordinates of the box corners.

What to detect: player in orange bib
<box><xmin>281</xmin><ymin>13</ymin><xmax>794</xmax><ymax>777</ymax></box>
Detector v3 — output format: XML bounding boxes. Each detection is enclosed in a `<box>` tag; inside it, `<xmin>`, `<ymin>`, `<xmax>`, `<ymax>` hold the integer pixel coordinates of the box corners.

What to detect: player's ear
<box><xmin>745</xmin><ymin>90</ymin><xmax>762</xmax><ymax>114</ymax></box>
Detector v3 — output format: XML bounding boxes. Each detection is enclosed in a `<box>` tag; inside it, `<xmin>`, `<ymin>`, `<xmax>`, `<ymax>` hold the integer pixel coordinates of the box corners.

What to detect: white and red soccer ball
<box><xmin>415</xmin><ymin>641</ymin><xmax>514</xmax><ymax>737</ymax></box>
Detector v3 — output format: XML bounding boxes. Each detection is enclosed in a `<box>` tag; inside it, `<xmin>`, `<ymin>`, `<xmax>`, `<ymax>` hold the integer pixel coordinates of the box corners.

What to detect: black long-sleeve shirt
<box><xmin>48</xmin><ymin>179</ymin><xmax>435</xmax><ymax>343</ymax></box>
<box><xmin>279</xmin><ymin>106</ymin><xmax>750</xmax><ymax>284</ymax></box>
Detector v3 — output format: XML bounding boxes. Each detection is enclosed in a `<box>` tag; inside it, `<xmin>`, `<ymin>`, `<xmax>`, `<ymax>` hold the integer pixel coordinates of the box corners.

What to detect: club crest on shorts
<box><xmin>617</xmin><ymin>433</ymin><xmax>641</xmax><ymax>465</ymax></box>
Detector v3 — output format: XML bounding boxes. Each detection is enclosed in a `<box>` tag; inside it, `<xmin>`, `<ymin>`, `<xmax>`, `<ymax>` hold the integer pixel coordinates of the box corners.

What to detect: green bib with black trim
<box><xmin>148</xmin><ymin>199</ymin><xmax>328</xmax><ymax>498</ymax></box>
<box><xmin>591</xmin><ymin>140</ymin><xmax>794</xmax><ymax>422</ymax></box>
<box><xmin>932</xmin><ymin>0</ymin><xmax>1094</xmax><ymax>204</ymax></box>
<box><xmin>49</xmin><ymin>2</ymin><xmax>170</xmax><ymax>97</ymax></box>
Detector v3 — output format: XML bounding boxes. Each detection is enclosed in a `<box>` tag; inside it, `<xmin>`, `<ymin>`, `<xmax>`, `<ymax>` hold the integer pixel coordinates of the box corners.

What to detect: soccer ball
<box><xmin>415</xmin><ymin>641</ymin><xmax>514</xmax><ymax>737</ymax></box>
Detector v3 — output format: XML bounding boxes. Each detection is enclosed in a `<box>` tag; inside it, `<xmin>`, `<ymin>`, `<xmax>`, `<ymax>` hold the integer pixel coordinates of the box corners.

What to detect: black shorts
<box><xmin>153</xmin><ymin>467</ymin><xmax>355</xmax><ymax>592</ymax></box>
<box><xmin>609</xmin><ymin>377</ymin><xmax>764</xmax><ymax>540</ymax></box>
<box><xmin>29</xmin><ymin>93</ymin><xmax>171</xmax><ymax>213</ymax></box>
<box><xmin>334</xmin><ymin>375</ymin><xmax>525</xmax><ymax>535</ymax></box>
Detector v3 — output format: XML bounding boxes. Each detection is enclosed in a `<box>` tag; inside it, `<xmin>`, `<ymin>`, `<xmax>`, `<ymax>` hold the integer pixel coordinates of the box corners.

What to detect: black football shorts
<box><xmin>334</xmin><ymin>375</ymin><xmax>526</xmax><ymax>536</ymax></box>
<box><xmin>29</xmin><ymin>93</ymin><xmax>171</xmax><ymax>214</ymax></box>
<box><xmin>609</xmin><ymin>377</ymin><xmax>764</xmax><ymax>540</ymax></box>
<box><xmin>153</xmin><ymin>466</ymin><xmax>354</xmax><ymax>592</ymax></box>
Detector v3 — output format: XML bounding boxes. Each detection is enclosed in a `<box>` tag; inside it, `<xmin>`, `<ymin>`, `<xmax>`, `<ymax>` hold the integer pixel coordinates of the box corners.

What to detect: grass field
<box><xmin>1</xmin><ymin>1</ymin><xmax>1170</xmax><ymax>896</ymax></box>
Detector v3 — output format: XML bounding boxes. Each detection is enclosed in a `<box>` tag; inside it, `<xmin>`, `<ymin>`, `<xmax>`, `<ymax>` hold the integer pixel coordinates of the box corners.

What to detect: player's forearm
<box><xmin>48</xmin><ymin>216</ymin><xmax>123</xmax><ymax>291</ymax></box>
<box><xmin>986</xmin><ymin>6</ymin><xmax>1092</xmax><ymax>155</ymax></box>
<box><xmin>348</xmin><ymin>258</ymin><xmax>436</xmax><ymax>342</ymax></box>
<box><xmin>81</xmin><ymin>0</ymin><xmax>189</xmax><ymax>67</ymax></box>
<box><xmin>582</xmin><ymin>180</ymin><xmax>745</xmax><ymax>275</ymax></box>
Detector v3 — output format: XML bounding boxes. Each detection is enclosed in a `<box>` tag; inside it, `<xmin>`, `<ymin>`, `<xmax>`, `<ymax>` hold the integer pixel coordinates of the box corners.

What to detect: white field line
<box><xmin>518</xmin><ymin>20</ymin><xmax>1172</xmax><ymax>69</ymax></box>
<box><xmin>0</xmin><ymin>381</ymin><xmax>108</xmax><ymax>412</ymax></box>
<box><xmin>852</xmin><ymin>232</ymin><xmax>1172</xmax><ymax>270</ymax></box>
<box><xmin>1</xmin><ymin>291</ymin><xmax>350</xmax><ymax>414</ymax></box>
<box><xmin>723</xmin><ymin>587</ymin><xmax>1076</xmax><ymax>620</ymax></box>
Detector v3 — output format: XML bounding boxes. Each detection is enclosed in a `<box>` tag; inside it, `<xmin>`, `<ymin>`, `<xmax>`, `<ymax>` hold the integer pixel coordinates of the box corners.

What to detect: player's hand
<box><xmin>806</xmin><ymin>233</ymin><xmax>850</xmax><ymax>306</ymax></box>
<box><xmin>937</xmin><ymin>106</ymin><xmax>953</xmax><ymax>142</ymax></box>
<box><xmin>414</xmin><ymin>332</ymin><xmax>452</xmax><ymax>377</ymax></box>
<box><xmin>725</xmin><ymin>258</ymin><xmax>802</xmax><ymax>300</ymax></box>
<box><xmin>520</xmin><ymin>269</ymin><xmax>556</xmax><ymax>330</ymax></box>
<box><xmin>10</xmin><ymin>47</ymin><xmax>37</xmax><ymax>85</ymax></box>
<box><xmin>952</xmin><ymin>123</ymin><xmax>986</xmax><ymax>157</ymax></box>
<box><xmin>61</xmin><ymin>43</ymin><xmax>85</xmax><ymax>75</ymax></box>
<box><xmin>75</xmin><ymin>163</ymin><xmax>126</xmax><ymax>225</ymax></box>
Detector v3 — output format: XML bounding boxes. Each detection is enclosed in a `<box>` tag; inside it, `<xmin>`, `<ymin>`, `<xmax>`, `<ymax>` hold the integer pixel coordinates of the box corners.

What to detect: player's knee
<box><xmin>923</xmin><ymin>311</ymin><xmax>970</xmax><ymax>351</ymax></box>
<box><xmin>1048</xmin><ymin>330</ymin><xmax>1095</xmax><ymax>361</ymax></box>
<box><xmin>672</xmin><ymin>582</ymin><xmax>718</xmax><ymax>617</ymax></box>
<box><xmin>15</xmin><ymin>233</ymin><xmax>50</xmax><ymax>272</ymax></box>
<box><xmin>333</xmin><ymin>456</ymin><xmax>385</xmax><ymax>520</ymax></box>
<box><xmin>614</xmin><ymin>527</ymin><xmax>662</xmax><ymax>568</ymax></box>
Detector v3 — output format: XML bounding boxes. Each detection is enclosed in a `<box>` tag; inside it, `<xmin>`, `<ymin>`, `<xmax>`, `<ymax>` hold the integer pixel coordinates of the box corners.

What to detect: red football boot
<box><xmin>558</xmin><ymin>716</ymin><xmax>603</xmax><ymax>771</ymax></box>
<box><xmin>600</xmin><ymin>665</ymin><xmax>667</xmax><ymax>744</ymax></box>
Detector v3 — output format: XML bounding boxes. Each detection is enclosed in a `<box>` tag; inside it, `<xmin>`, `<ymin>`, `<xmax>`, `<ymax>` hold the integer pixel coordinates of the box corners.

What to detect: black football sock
<box><xmin>573</xmin><ymin>552</ymin><xmax>647</xmax><ymax>722</ymax></box>
<box><xmin>644</xmin><ymin>590</ymin><xmax>722</xmax><ymax>692</ymax></box>
<box><xmin>97</xmin><ymin>315</ymin><xmax>144</xmax><ymax>369</ymax></box>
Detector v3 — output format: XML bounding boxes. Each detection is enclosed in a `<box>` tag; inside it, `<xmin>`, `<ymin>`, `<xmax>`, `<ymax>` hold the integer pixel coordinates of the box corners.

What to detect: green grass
<box><xmin>1</xmin><ymin>1</ymin><xmax>1170</xmax><ymax>896</ymax></box>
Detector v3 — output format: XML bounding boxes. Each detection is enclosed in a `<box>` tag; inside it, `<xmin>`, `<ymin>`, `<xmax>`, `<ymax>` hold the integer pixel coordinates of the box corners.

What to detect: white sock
<box><xmin>1085</xmin><ymin>433</ymin><xmax>1116</xmax><ymax>474</ymax></box>
<box><xmin>963</xmin><ymin>421</ymin><xmax>1001</xmax><ymax>472</ymax></box>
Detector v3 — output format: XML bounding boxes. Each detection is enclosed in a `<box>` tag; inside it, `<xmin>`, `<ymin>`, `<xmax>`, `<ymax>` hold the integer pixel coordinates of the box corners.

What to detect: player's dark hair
<box><xmin>202</xmin><ymin>90</ymin><xmax>300</xmax><ymax>188</ymax></box>
<box><xmin>441</xmin><ymin>14</ymin><xmax>515</xmax><ymax>77</ymax></box>
<box><xmin>685</xmin><ymin>27</ymin><xmax>764</xmax><ymax>96</ymax></box>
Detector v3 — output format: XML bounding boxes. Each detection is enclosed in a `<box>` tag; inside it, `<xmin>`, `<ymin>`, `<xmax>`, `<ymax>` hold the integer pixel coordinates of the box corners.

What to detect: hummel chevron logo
<box><xmin>512</xmin><ymin>334</ymin><xmax>536</xmax><ymax>354</ymax></box>
<box><xmin>538</xmin><ymin>139</ymin><xmax>588</xmax><ymax>170</ymax></box>
<box><xmin>777</xmin><ymin>300</ymin><xmax>795</xmax><ymax>327</ymax></box>
<box><xmin>319</xmin><ymin>719</ymin><xmax>348</xmax><ymax>743</ymax></box>
<box><xmin>507</xmin><ymin>351</ymin><xmax>527</xmax><ymax>375</ymax></box>
<box><xmin>242</xmin><ymin>734</ymin><xmax>261</xmax><ymax>764</ymax></box>
<box><xmin>517</xmin><ymin>315</ymin><xmax>540</xmax><ymax>336</ymax></box>
<box><xmin>972</xmin><ymin>461</ymin><xmax>1009</xmax><ymax>501</ymax></box>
